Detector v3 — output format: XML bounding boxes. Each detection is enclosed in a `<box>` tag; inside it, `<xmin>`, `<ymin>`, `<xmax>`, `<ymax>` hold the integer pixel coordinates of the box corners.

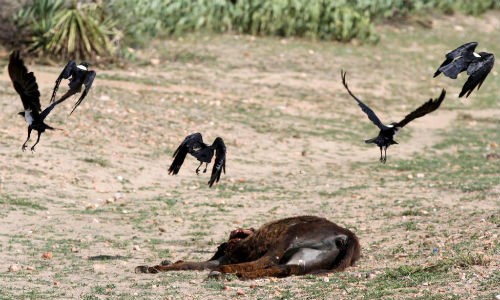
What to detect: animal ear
<box><xmin>335</xmin><ymin>235</ymin><xmax>348</xmax><ymax>249</ymax></box>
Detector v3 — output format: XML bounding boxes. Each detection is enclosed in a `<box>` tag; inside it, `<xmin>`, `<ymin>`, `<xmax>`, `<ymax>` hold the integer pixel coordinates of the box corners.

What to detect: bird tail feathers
<box><xmin>364</xmin><ymin>137</ymin><xmax>378</xmax><ymax>144</ymax></box>
<box><xmin>438</xmin><ymin>63</ymin><xmax>461</xmax><ymax>79</ymax></box>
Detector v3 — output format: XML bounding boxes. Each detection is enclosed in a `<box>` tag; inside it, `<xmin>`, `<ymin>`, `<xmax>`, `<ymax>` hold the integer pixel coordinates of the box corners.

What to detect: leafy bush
<box><xmin>105</xmin><ymin>0</ymin><xmax>499</xmax><ymax>47</ymax></box>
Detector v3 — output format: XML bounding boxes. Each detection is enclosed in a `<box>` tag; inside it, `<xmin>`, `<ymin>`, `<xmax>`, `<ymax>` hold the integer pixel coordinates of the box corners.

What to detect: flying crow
<box><xmin>434</xmin><ymin>42</ymin><xmax>495</xmax><ymax>98</ymax></box>
<box><xmin>168</xmin><ymin>133</ymin><xmax>226</xmax><ymax>187</ymax></box>
<box><xmin>341</xmin><ymin>70</ymin><xmax>446</xmax><ymax>163</ymax></box>
<box><xmin>50</xmin><ymin>60</ymin><xmax>96</xmax><ymax>115</ymax></box>
<box><xmin>8</xmin><ymin>51</ymin><xmax>63</xmax><ymax>152</ymax></box>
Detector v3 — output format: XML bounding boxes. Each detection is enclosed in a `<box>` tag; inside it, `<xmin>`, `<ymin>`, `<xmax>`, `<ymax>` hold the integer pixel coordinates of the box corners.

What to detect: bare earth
<box><xmin>0</xmin><ymin>12</ymin><xmax>499</xmax><ymax>299</ymax></box>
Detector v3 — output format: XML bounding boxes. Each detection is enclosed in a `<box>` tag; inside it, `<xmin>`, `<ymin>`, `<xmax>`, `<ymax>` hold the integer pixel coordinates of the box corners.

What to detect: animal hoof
<box><xmin>160</xmin><ymin>260</ymin><xmax>172</xmax><ymax>266</ymax></box>
<box><xmin>135</xmin><ymin>265</ymin><xmax>159</xmax><ymax>274</ymax></box>
<box><xmin>135</xmin><ymin>265</ymin><xmax>150</xmax><ymax>273</ymax></box>
<box><xmin>207</xmin><ymin>270</ymin><xmax>222</xmax><ymax>280</ymax></box>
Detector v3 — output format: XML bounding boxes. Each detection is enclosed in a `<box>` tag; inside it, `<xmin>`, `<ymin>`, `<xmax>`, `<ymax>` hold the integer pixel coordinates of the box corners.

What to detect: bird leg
<box><xmin>203</xmin><ymin>162</ymin><xmax>208</xmax><ymax>173</ymax></box>
<box><xmin>379</xmin><ymin>147</ymin><xmax>384</xmax><ymax>163</ymax></box>
<box><xmin>195</xmin><ymin>162</ymin><xmax>203</xmax><ymax>175</ymax></box>
<box><xmin>382</xmin><ymin>147</ymin><xmax>387</xmax><ymax>164</ymax></box>
<box><xmin>30</xmin><ymin>131</ymin><xmax>42</xmax><ymax>152</ymax></box>
<box><xmin>22</xmin><ymin>127</ymin><xmax>32</xmax><ymax>152</ymax></box>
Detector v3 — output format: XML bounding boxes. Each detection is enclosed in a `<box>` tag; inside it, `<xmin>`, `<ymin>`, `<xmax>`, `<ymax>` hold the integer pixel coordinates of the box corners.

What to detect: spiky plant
<box><xmin>46</xmin><ymin>2</ymin><xmax>113</xmax><ymax>60</ymax></box>
<box><xmin>14</xmin><ymin>0</ymin><xmax>115</xmax><ymax>60</ymax></box>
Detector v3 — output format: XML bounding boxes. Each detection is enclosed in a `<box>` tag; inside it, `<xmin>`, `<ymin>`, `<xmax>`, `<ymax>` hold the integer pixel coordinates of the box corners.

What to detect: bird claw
<box><xmin>22</xmin><ymin>145</ymin><xmax>27</xmax><ymax>152</ymax></box>
<box><xmin>30</xmin><ymin>146</ymin><xmax>36</xmax><ymax>152</ymax></box>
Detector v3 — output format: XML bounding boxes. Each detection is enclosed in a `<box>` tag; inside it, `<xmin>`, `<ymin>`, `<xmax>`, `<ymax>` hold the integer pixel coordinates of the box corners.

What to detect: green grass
<box><xmin>0</xmin><ymin>194</ymin><xmax>47</xmax><ymax>210</ymax></box>
<box><xmin>81</xmin><ymin>157</ymin><xmax>111</xmax><ymax>167</ymax></box>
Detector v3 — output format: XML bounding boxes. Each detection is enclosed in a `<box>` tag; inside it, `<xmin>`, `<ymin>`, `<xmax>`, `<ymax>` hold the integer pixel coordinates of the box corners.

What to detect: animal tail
<box><xmin>46</xmin><ymin>125</ymin><xmax>64</xmax><ymax>131</ymax></box>
<box><xmin>335</xmin><ymin>233</ymin><xmax>361</xmax><ymax>271</ymax></box>
<box><xmin>438</xmin><ymin>63</ymin><xmax>461</xmax><ymax>79</ymax></box>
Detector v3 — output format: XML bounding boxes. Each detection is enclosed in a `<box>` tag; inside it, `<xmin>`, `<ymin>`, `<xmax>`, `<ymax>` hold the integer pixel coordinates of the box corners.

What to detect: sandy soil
<box><xmin>0</xmin><ymin>11</ymin><xmax>499</xmax><ymax>300</ymax></box>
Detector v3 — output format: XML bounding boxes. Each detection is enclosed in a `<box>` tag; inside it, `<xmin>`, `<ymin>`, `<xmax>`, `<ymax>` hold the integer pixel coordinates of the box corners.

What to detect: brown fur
<box><xmin>135</xmin><ymin>216</ymin><xmax>360</xmax><ymax>279</ymax></box>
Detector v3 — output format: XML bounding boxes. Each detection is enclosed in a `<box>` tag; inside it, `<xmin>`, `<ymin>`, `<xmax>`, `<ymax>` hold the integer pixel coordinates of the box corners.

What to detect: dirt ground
<box><xmin>0</xmin><ymin>11</ymin><xmax>499</xmax><ymax>300</ymax></box>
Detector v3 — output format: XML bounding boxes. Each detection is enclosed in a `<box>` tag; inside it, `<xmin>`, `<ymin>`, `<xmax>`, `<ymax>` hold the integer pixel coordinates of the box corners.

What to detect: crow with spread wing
<box><xmin>168</xmin><ymin>133</ymin><xmax>226</xmax><ymax>187</ymax></box>
<box><xmin>434</xmin><ymin>42</ymin><xmax>494</xmax><ymax>98</ymax></box>
<box><xmin>8</xmin><ymin>51</ymin><xmax>64</xmax><ymax>152</ymax></box>
<box><xmin>341</xmin><ymin>70</ymin><xmax>446</xmax><ymax>163</ymax></box>
<box><xmin>50</xmin><ymin>60</ymin><xmax>96</xmax><ymax>114</ymax></box>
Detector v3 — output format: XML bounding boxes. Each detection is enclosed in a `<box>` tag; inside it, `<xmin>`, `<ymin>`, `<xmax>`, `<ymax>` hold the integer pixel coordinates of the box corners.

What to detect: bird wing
<box><xmin>396</xmin><ymin>89</ymin><xmax>446</xmax><ymax>128</ymax></box>
<box><xmin>459</xmin><ymin>54</ymin><xmax>494</xmax><ymax>98</ymax></box>
<box><xmin>50</xmin><ymin>60</ymin><xmax>77</xmax><ymax>103</ymax></box>
<box><xmin>434</xmin><ymin>42</ymin><xmax>478</xmax><ymax>77</ymax></box>
<box><xmin>168</xmin><ymin>133</ymin><xmax>204</xmax><ymax>175</ymax></box>
<box><xmin>8</xmin><ymin>51</ymin><xmax>42</xmax><ymax>116</ymax></box>
<box><xmin>69</xmin><ymin>71</ymin><xmax>96</xmax><ymax>115</ymax></box>
<box><xmin>341</xmin><ymin>70</ymin><xmax>386</xmax><ymax>130</ymax></box>
<box><xmin>208</xmin><ymin>137</ymin><xmax>226</xmax><ymax>187</ymax></box>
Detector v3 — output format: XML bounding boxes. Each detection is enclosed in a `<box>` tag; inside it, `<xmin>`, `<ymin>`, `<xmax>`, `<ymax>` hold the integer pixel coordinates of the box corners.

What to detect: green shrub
<box><xmin>8</xmin><ymin>0</ymin><xmax>500</xmax><ymax>59</ymax></box>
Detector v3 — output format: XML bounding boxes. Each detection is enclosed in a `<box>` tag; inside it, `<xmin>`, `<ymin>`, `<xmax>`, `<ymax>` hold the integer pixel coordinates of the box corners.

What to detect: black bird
<box><xmin>50</xmin><ymin>60</ymin><xmax>96</xmax><ymax>115</ymax></box>
<box><xmin>168</xmin><ymin>133</ymin><xmax>226</xmax><ymax>187</ymax></box>
<box><xmin>8</xmin><ymin>51</ymin><xmax>63</xmax><ymax>152</ymax></box>
<box><xmin>434</xmin><ymin>42</ymin><xmax>495</xmax><ymax>98</ymax></box>
<box><xmin>341</xmin><ymin>70</ymin><xmax>446</xmax><ymax>163</ymax></box>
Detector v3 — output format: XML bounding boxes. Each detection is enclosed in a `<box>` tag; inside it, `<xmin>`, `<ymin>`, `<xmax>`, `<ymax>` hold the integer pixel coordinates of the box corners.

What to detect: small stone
<box><xmin>26</xmin><ymin>266</ymin><xmax>35</xmax><ymax>271</ymax></box>
<box><xmin>86</xmin><ymin>203</ymin><xmax>99</xmax><ymax>210</ymax></box>
<box><xmin>495</xmin><ymin>294</ymin><xmax>500</xmax><ymax>300</ymax></box>
<box><xmin>407</xmin><ymin>174</ymin><xmax>414</xmax><ymax>179</ymax></box>
<box><xmin>416</xmin><ymin>173</ymin><xmax>425</xmax><ymax>178</ymax></box>
<box><xmin>116</xmin><ymin>176</ymin><xmax>123</xmax><ymax>182</ymax></box>
<box><xmin>150</xmin><ymin>58</ymin><xmax>160</xmax><ymax>65</ymax></box>
<box><xmin>8</xmin><ymin>264</ymin><xmax>21</xmax><ymax>272</ymax></box>
<box><xmin>71</xmin><ymin>247</ymin><xmax>79</xmax><ymax>253</ymax></box>
<box><xmin>114</xmin><ymin>193</ymin><xmax>123</xmax><ymax>201</ymax></box>
<box><xmin>223</xmin><ymin>285</ymin><xmax>231</xmax><ymax>291</ymax></box>
<box><xmin>42</xmin><ymin>252</ymin><xmax>53</xmax><ymax>260</ymax></box>
<box><xmin>133</xmin><ymin>245</ymin><xmax>140</xmax><ymax>251</ymax></box>
<box><xmin>93</xmin><ymin>264</ymin><xmax>106</xmax><ymax>272</ymax></box>
<box><xmin>159</xmin><ymin>227</ymin><xmax>167</xmax><ymax>233</ymax></box>
<box><xmin>53</xmin><ymin>281</ymin><xmax>60</xmax><ymax>286</ymax></box>
<box><xmin>323</xmin><ymin>277</ymin><xmax>330</xmax><ymax>282</ymax></box>
<box><xmin>236</xmin><ymin>289</ymin><xmax>245</xmax><ymax>295</ymax></box>
<box><xmin>174</xmin><ymin>218</ymin><xmax>183</xmax><ymax>223</ymax></box>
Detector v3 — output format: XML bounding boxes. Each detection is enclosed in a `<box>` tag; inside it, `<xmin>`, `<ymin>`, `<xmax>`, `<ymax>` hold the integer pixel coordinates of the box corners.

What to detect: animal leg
<box><xmin>382</xmin><ymin>147</ymin><xmax>387</xmax><ymax>163</ymax></box>
<box><xmin>195</xmin><ymin>162</ymin><xmax>203</xmax><ymax>175</ymax></box>
<box><xmin>30</xmin><ymin>131</ymin><xmax>42</xmax><ymax>152</ymax></box>
<box><xmin>203</xmin><ymin>162</ymin><xmax>208</xmax><ymax>173</ymax></box>
<box><xmin>22</xmin><ymin>127</ymin><xmax>32</xmax><ymax>152</ymax></box>
<box><xmin>135</xmin><ymin>260</ymin><xmax>220</xmax><ymax>274</ymax></box>
<box><xmin>379</xmin><ymin>147</ymin><xmax>383</xmax><ymax>163</ymax></box>
<box><xmin>236</xmin><ymin>265</ymin><xmax>304</xmax><ymax>279</ymax></box>
<box><xmin>218</xmin><ymin>255</ymin><xmax>278</xmax><ymax>274</ymax></box>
